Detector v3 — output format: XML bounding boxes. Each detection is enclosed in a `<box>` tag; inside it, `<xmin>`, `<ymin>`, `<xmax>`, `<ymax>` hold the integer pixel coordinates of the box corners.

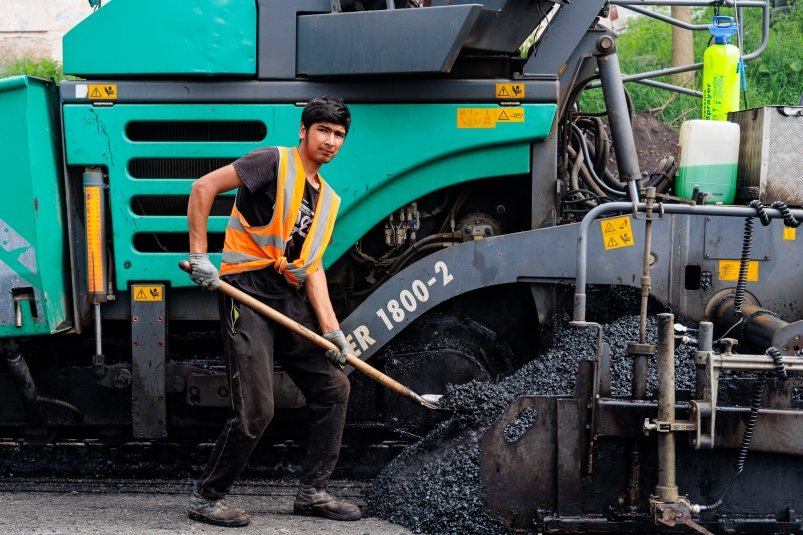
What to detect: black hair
<box><xmin>301</xmin><ymin>96</ymin><xmax>351</xmax><ymax>134</ymax></box>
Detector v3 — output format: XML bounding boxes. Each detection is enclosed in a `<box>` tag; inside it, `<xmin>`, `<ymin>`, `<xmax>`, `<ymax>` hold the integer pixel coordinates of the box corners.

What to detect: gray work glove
<box><xmin>188</xmin><ymin>253</ymin><xmax>220</xmax><ymax>290</ymax></box>
<box><xmin>322</xmin><ymin>330</ymin><xmax>350</xmax><ymax>367</ymax></box>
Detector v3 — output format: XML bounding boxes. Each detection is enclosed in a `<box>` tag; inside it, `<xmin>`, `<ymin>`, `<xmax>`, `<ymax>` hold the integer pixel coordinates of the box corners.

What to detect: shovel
<box><xmin>179</xmin><ymin>261</ymin><xmax>442</xmax><ymax>410</ymax></box>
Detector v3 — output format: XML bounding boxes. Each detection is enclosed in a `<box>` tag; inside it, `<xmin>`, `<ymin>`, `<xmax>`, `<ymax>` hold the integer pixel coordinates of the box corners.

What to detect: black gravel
<box><xmin>367</xmin><ymin>312</ymin><xmax>698</xmax><ymax>535</ymax></box>
<box><xmin>502</xmin><ymin>407</ymin><xmax>537</xmax><ymax>443</ymax></box>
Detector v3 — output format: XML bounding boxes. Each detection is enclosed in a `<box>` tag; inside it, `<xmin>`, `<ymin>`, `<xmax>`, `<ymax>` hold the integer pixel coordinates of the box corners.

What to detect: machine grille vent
<box><xmin>126</xmin><ymin>121</ymin><xmax>267</xmax><ymax>142</ymax></box>
<box><xmin>131</xmin><ymin>195</ymin><xmax>234</xmax><ymax>216</ymax></box>
<box><xmin>128</xmin><ymin>158</ymin><xmax>236</xmax><ymax>179</ymax></box>
<box><xmin>134</xmin><ymin>232</ymin><xmax>225</xmax><ymax>253</ymax></box>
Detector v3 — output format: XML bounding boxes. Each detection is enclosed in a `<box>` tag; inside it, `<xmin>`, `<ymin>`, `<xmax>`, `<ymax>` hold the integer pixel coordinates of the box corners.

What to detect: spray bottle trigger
<box><xmin>738</xmin><ymin>58</ymin><xmax>747</xmax><ymax>92</ymax></box>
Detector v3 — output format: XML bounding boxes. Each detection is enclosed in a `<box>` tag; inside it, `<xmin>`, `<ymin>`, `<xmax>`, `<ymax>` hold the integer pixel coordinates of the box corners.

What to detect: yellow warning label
<box><xmin>88</xmin><ymin>84</ymin><xmax>117</xmax><ymax>100</ymax></box>
<box><xmin>495</xmin><ymin>83</ymin><xmax>525</xmax><ymax>99</ymax></box>
<box><xmin>133</xmin><ymin>285</ymin><xmax>163</xmax><ymax>302</ymax></box>
<box><xmin>457</xmin><ymin>108</ymin><xmax>497</xmax><ymax>128</ymax></box>
<box><xmin>600</xmin><ymin>216</ymin><xmax>634</xmax><ymax>250</ymax></box>
<box><xmin>783</xmin><ymin>227</ymin><xmax>796</xmax><ymax>241</ymax></box>
<box><xmin>718</xmin><ymin>260</ymin><xmax>759</xmax><ymax>282</ymax></box>
<box><xmin>497</xmin><ymin>109</ymin><xmax>525</xmax><ymax>123</ymax></box>
<box><xmin>457</xmin><ymin>108</ymin><xmax>525</xmax><ymax>128</ymax></box>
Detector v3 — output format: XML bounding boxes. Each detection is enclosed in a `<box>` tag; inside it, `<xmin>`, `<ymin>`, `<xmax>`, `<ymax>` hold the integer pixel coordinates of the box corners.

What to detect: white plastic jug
<box><xmin>676</xmin><ymin>120</ymin><xmax>740</xmax><ymax>204</ymax></box>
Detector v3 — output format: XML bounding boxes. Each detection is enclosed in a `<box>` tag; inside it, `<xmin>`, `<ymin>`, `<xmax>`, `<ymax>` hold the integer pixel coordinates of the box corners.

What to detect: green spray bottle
<box><xmin>702</xmin><ymin>16</ymin><xmax>741</xmax><ymax>121</ymax></box>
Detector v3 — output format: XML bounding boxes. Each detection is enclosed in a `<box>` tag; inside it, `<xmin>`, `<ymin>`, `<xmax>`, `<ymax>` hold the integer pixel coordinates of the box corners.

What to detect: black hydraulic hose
<box><xmin>571</xmin><ymin>124</ymin><xmax>627</xmax><ymax>199</ymax></box>
<box><xmin>602</xmin><ymin>168</ymin><xmax>625</xmax><ymax>191</ymax></box>
<box><xmin>580</xmin><ymin>131</ymin><xmax>629</xmax><ymax>192</ymax></box>
<box><xmin>561</xmin><ymin>189</ymin><xmax>602</xmax><ymax>218</ymax></box>
<box><xmin>388</xmin><ymin>241</ymin><xmax>456</xmax><ymax>276</ymax></box>
<box><xmin>578</xmin><ymin>165</ymin><xmax>612</xmax><ymax>201</ymax></box>
<box><xmin>573</xmin><ymin>116</ymin><xmax>609</xmax><ymax>179</ymax></box>
<box><xmin>568</xmin><ymin>146</ymin><xmax>607</xmax><ymax>201</ymax></box>
<box><xmin>399</xmin><ymin>232</ymin><xmax>460</xmax><ymax>254</ymax></box>
<box><xmin>6</xmin><ymin>352</ymin><xmax>38</xmax><ymax>404</ymax></box>
<box><xmin>353</xmin><ymin>238</ymin><xmax>460</xmax><ymax>296</ymax></box>
<box><xmin>37</xmin><ymin>396</ymin><xmax>82</xmax><ymax>418</ymax></box>
<box><xmin>419</xmin><ymin>191</ymin><xmax>451</xmax><ymax>220</ymax></box>
<box><xmin>5</xmin><ymin>352</ymin><xmax>82</xmax><ymax>420</ymax></box>
<box><xmin>437</xmin><ymin>189</ymin><xmax>472</xmax><ymax>234</ymax></box>
<box><xmin>588</xmin><ymin>116</ymin><xmax>610</xmax><ymax>179</ymax></box>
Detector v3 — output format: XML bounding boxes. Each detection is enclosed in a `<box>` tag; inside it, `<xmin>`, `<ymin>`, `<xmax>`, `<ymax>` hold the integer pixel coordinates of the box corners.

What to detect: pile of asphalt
<box><xmin>366</xmin><ymin>313</ymin><xmax>697</xmax><ymax>535</ymax></box>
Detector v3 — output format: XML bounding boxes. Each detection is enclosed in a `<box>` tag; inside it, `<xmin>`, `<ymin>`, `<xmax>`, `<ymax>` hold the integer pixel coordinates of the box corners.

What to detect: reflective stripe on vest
<box><xmin>219</xmin><ymin>147</ymin><xmax>341</xmax><ymax>287</ymax></box>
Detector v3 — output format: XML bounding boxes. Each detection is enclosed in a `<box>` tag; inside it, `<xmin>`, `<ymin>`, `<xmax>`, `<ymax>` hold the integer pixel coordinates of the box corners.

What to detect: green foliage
<box><xmin>1</xmin><ymin>57</ymin><xmax>72</xmax><ymax>83</ymax></box>
<box><xmin>744</xmin><ymin>6</ymin><xmax>803</xmax><ymax>106</ymax></box>
<box><xmin>579</xmin><ymin>4</ymin><xmax>803</xmax><ymax>125</ymax></box>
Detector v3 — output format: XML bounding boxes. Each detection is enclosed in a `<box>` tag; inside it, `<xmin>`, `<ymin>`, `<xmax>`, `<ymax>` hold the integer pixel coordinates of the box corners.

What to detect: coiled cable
<box><xmin>771</xmin><ymin>201</ymin><xmax>801</xmax><ymax>228</ymax></box>
<box><xmin>749</xmin><ymin>199</ymin><xmax>772</xmax><ymax>226</ymax></box>
<box><xmin>733</xmin><ymin>201</ymin><xmax>773</xmax><ymax>316</ymax></box>
<box><xmin>735</xmin><ymin>381</ymin><xmax>766</xmax><ymax>473</ymax></box>
<box><xmin>733</xmin><ymin>215</ymin><xmax>754</xmax><ymax>316</ymax></box>
<box><xmin>698</xmin><ymin>380</ymin><xmax>766</xmax><ymax>512</ymax></box>
<box><xmin>765</xmin><ymin>346</ymin><xmax>788</xmax><ymax>380</ymax></box>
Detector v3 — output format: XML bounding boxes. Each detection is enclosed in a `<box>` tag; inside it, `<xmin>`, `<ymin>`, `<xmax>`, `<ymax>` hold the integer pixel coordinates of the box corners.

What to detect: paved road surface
<box><xmin>0</xmin><ymin>479</ymin><xmax>416</xmax><ymax>535</ymax></box>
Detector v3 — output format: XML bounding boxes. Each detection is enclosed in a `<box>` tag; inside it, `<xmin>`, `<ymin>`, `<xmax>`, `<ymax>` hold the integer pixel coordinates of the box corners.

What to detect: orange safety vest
<box><xmin>219</xmin><ymin>147</ymin><xmax>341</xmax><ymax>287</ymax></box>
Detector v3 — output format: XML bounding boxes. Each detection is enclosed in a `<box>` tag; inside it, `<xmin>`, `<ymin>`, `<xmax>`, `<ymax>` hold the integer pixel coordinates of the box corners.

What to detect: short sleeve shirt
<box><xmin>224</xmin><ymin>147</ymin><xmax>320</xmax><ymax>298</ymax></box>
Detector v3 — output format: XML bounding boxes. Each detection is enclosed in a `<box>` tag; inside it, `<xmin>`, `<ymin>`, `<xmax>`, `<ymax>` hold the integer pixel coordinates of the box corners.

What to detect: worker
<box><xmin>185</xmin><ymin>96</ymin><xmax>360</xmax><ymax>527</ymax></box>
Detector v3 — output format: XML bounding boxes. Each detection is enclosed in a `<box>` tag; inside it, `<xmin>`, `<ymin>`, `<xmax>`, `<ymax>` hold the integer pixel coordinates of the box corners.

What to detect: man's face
<box><xmin>299</xmin><ymin>121</ymin><xmax>347</xmax><ymax>165</ymax></box>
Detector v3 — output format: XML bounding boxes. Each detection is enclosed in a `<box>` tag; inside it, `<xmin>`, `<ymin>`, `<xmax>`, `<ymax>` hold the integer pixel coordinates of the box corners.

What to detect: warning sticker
<box><xmin>600</xmin><ymin>216</ymin><xmax>634</xmax><ymax>250</ymax></box>
<box><xmin>718</xmin><ymin>260</ymin><xmax>759</xmax><ymax>282</ymax></box>
<box><xmin>457</xmin><ymin>108</ymin><xmax>525</xmax><ymax>128</ymax></box>
<box><xmin>783</xmin><ymin>227</ymin><xmax>796</xmax><ymax>241</ymax></box>
<box><xmin>457</xmin><ymin>108</ymin><xmax>496</xmax><ymax>128</ymax></box>
<box><xmin>133</xmin><ymin>285</ymin><xmax>163</xmax><ymax>302</ymax></box>
<box><xmin>495</xmin><ymin>83</ymin><xmax>525</xmax><ymax>99</ymax></box>
<box><xmin>496</xmin><ymin>109</ymin><xmax>525</xmax><ymax>123</ymax></box>
<box><xmin>88</xmin><ymin>84</ymin><xmax>118</xmax><ymax>100</ymax></box>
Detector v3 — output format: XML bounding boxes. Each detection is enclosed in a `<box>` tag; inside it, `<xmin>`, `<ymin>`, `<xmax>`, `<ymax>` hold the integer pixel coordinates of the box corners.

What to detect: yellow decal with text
<box><xmin>133</xmin><ymin>285</ymin><xmax>163</xmax><ymax>302</ymax></box>
<box><xmin>600</xmin><ymin>216</ymin><xmax>634</xmax><ymax>250</ymax></box>
<box><xmin>495</xmin><ymin>83</ymin><xmax>525</xmax><ymax>99</ymax></box>
<box><xmin>718</xmin><ymin>260</ymin><xmax>759</xmax><ymax>282</ymax></box>
<box><xmin>88</xmin><ymin>84</ymin><xmax>117</xmax><ymax>100</ymax></box>
<box><xmin>457</xmin><ymin>108</ymin><xmax>525</xmax><ymax>128</ymax></box>
<box><xmin>783</xmin><ymin>227</ymin><xmax>796</xmax><ymax>241</ymax></box>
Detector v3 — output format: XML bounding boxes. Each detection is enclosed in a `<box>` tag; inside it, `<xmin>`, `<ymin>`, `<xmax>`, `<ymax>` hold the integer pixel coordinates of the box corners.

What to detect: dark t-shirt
<box><xmin>224</xmin><ymin>147</ymin><xmax>319</xmax><ymax>298</ymax></box>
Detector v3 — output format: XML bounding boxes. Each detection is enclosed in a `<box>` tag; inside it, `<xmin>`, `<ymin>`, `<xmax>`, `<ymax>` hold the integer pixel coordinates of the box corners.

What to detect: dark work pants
<box><xmin>197</xmin><ymin>288</ymin><xmax>350</xmax><ymax>500</ymax></box>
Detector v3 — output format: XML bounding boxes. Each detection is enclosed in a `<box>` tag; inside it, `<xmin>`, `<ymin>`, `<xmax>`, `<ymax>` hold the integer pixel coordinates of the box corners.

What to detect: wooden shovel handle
<box><xmin>178</xmin><ymin>261</ymin><xmax>439</xmax><ymax>410</ymax></box>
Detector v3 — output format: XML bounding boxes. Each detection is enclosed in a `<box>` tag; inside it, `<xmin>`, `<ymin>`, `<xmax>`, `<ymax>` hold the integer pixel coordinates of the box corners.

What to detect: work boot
<box><xmin>293</xmin><ymin>485</ymin><xmax>362</xmax><ymax>521</ymax></box>
<box><xmin>187</xmin><ymin>485</ymin><xmax>251</xmax><ymax>527</ymax></box>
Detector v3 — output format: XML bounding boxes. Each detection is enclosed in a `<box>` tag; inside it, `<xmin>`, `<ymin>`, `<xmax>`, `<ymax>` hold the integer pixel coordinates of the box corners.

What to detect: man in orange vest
<box><xmin>185</xmin><ymin>96</ymin><xmax>360</xmax><ymax>527</ymax></box>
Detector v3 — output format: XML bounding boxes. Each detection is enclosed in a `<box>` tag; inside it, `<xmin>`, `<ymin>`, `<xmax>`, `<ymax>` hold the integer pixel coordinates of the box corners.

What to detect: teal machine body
<box><xmin>5</xmin><ymin>2</ymin><xmax>803</xmax><ymax>532</ymax></box>
<box><xmin>0</xmin><ymin>76</ymin><xmax>70</xmax><ymax>337</ymax></box>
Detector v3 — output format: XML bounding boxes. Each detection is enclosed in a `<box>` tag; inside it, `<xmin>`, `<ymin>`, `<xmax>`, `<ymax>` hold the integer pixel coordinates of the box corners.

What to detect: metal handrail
<box><xmin>587</xmin><ymin>0</ymin><xmax>769</xmax><ymax>96</ymax></box>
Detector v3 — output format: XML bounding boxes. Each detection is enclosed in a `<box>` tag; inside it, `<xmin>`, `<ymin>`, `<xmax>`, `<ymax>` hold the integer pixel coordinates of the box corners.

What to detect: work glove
<box><xmin>322</xmin><ymin>330</ymin><xmax>350</xmax><ymax>367</ymax></box>
<box><xmin>188</xmin><ymin>253</ymin><xmax>220</xmax><ymax>290</ymax></box>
